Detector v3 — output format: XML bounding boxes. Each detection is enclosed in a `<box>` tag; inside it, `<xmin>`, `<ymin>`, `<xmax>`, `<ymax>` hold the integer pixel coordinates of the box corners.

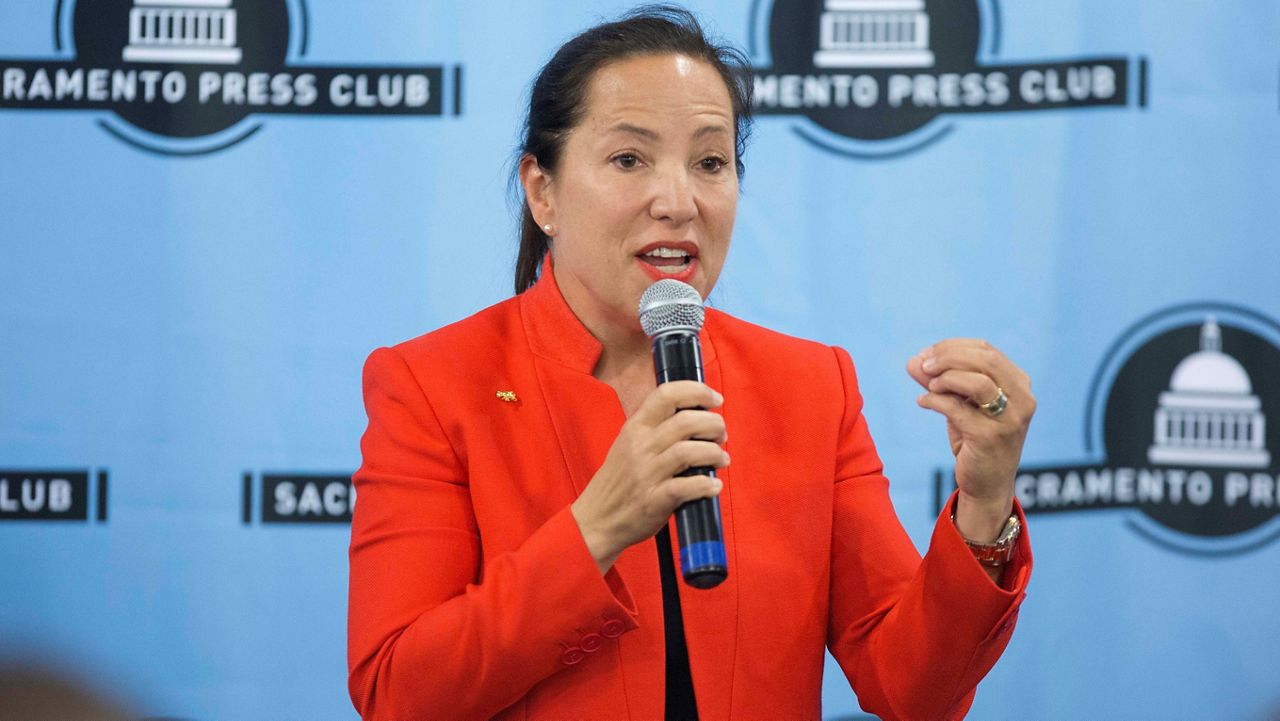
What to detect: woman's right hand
<box><xmin>570</xmin><ymin>381</ymin><xmax>729</xmax><ymax>573</ymax></box>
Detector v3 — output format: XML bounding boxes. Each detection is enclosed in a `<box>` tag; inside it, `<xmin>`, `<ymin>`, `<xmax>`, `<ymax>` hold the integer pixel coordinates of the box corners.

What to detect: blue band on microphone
<box><xmin>680</xmin><ymin>541</ymin><xmax>726</xmax><ymax>573</ymax></box>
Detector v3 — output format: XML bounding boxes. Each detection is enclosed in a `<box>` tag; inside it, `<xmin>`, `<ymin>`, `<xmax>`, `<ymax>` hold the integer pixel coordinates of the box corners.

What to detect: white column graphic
<box><xmin>813</xmin><ymin>0</ymin><xmax>935</xmax><ymax>69</ymax></box>
<box><xmin>123</xmin><ymin>0</ymin><xmax>242</xmax><ymax>65</ymax></box>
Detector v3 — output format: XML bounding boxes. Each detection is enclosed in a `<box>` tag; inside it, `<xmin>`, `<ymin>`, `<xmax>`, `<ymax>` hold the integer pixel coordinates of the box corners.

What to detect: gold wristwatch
<box><xmin>953</xmin><ymin>512</ymin><xmax>1021</xmax><ymax>568</ymax></box>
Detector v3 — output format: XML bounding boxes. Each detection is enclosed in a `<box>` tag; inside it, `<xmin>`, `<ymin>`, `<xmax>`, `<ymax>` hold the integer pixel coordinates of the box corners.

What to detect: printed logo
<box><xmin>0</xmin><ymin>0</ymin><xmax>461</xmax><ymax>156</ymax></box>
<box><xmin>748</xmin><ymin>0</ymin><xmax>1149</xmax><ymax>159</ymax></box>
<box><xmin>0</xmin><ymin>469</ymin><xmax>108</xmax><ymax>522</ymax></box>
<box><xmin>934</xmin><ymin>304</ymin><xmax>1280</xmax><ymax>556</ymax></box>
<box><xmin>242</xmin><ymin>471</ymin><xmax>353</xmax><ymax>525</ymax></box>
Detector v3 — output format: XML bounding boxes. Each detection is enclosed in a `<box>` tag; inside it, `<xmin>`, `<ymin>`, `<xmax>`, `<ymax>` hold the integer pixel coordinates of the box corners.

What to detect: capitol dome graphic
<box><xmin>1148</xmin><ymin>316</ymin><xmax>1270</xmax><ymax>468</ymax></box>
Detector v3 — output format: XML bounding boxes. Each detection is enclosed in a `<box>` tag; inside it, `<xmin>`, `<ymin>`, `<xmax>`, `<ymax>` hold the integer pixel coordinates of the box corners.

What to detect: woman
<box><xmin>348</xmin><ymin>6</ymin><xmax>1034</xmax><ymax>720</ymax></box>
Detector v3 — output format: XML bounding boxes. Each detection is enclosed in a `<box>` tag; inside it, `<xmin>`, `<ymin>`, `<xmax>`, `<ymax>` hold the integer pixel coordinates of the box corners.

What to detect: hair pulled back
<box><xmin>512</xmin><ymin>4</ymin><xmax>753</xmax><ymax>294</ymax></box>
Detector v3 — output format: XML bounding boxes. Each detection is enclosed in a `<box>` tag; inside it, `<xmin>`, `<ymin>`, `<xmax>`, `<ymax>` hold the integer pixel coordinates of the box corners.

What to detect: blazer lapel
<box><xmin>518</xmin><ymin>260</ymin><xmax>619</xmax><ymax>499</ymax></box>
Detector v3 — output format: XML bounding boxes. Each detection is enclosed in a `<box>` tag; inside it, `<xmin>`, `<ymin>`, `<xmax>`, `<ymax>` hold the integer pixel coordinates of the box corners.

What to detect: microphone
<box><xmin>638</xmin><ymin>279</ymin><xmax>727</xmax><ymax>590</ymax></box>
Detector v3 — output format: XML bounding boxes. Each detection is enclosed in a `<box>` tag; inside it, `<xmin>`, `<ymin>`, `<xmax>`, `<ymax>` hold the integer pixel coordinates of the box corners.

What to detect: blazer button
<box><xmin>560</xmin><ymin>647</ymin><xmax>586</xmax><ymax>666</ymax></box>
<box><xmin>579</xmin><ymin>633</ymin><xmax>603</xmax><ymax>653</ymax></box>
<box><xmin>600</xmin><ymin>619</ymin><xmax>626</xmax><ymax>638</ymax></box>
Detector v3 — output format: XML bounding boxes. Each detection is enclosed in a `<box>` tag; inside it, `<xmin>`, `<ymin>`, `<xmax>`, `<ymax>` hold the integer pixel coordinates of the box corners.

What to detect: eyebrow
<box><xmin>607</xmin><ymin>122</ymin><xmax>731</xmax><ymax>140</ymax></box>
<box><xmin>609</xmin><ymin>122</ymin><xmax>658</xmax><ymax>140</ymax></box>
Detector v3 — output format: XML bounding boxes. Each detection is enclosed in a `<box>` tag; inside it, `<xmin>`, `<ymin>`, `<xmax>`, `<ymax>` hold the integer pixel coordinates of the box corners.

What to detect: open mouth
<box><xmin>640</xmin><ymin>246</ymin><xmax>693</xmax><ymax>270</ymax></box>
<box><xmin>636</xmin><ymin>242</ymin><xmax>699</xmax><ymax>280</ymax></box>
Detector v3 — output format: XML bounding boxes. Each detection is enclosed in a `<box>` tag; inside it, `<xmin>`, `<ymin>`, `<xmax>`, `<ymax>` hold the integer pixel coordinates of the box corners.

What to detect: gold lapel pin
<box><xmin>496</xmin><ymin>390</ymin><xmax>518</xmax><ymax>403</ymax></box>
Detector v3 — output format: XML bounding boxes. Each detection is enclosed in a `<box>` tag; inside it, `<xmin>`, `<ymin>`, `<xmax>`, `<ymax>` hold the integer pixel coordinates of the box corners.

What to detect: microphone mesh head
<box><xmin>638</xmin><ymin>279</ymin><xmax>705</xmax><ymax>338</ymax></box>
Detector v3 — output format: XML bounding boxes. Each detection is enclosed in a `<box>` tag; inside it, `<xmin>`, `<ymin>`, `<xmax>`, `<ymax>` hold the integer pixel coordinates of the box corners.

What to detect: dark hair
<box><xmin>512</xmin><ymin>4</ymin><xmax>754</xmax><ymax>294</ymax></box>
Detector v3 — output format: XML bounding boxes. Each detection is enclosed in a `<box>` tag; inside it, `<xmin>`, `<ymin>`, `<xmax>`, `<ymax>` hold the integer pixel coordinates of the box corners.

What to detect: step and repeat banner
<box><xmin>2</xmin><ymin>1</ymin><xmax>1277</xmax><ymax>719</ymax></box>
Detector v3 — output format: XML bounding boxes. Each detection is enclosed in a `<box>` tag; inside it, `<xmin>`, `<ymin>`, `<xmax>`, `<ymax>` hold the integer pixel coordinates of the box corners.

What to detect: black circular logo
<box><xmin>1102</xmin><ymin>318</ymin><xmax>1280</xmax><ymax>538</ymax></box>
<box><xmin>767</xmin><ymin>0</ymin><xmax>981</xmax><ymax>140</ymax></box>
<box><xmin>71</xmin><ymin>0</ymin><xmax>290</xmax><ymax>138</ymax></box>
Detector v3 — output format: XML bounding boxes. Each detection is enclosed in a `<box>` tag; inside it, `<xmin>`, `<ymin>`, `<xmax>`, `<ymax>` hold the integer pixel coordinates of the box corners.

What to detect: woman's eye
<box><xmin>612</xmin><ymin>153</ymin><xmax>639</xmax><ymax>169</ymax></box>
<box><xmin>700</xmin><ymin>156</ymin><xmax>728</xmax><ymax>172</ymax></box>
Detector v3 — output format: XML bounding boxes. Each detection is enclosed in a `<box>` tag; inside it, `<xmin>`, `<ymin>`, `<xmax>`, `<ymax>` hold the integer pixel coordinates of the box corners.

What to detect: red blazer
<box><xmin>348</xmin><ymin>264</ymin><xmax>1031</xmax><ymax>721</ymax></box>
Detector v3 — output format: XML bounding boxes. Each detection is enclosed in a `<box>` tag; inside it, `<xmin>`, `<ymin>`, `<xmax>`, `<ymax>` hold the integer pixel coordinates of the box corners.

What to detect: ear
<box><xmin>518</xmin><ymin>154</ymin><xmax>555</xmax><ymax>230</ymax></box>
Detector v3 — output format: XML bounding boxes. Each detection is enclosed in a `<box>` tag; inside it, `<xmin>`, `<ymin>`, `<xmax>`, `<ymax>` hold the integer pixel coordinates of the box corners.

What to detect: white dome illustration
<box><xmin>123</xmin><ymin>0</ymin><xmax>242</xmax><ymax>66</ymax></box>
<box><xmin>1169</xmin><ymin>349</ymin><xmax>1252</xmax><ymax>395</ymax></box>
<box><xmin>1148</xmin><ymin>317</ymin><xmax>1269</xmax><ymax>468</ymax></box>
<box><xmin>813</xmin><ymin>0</ymin><xmax>936</xmax><ymax>69</ymax></box>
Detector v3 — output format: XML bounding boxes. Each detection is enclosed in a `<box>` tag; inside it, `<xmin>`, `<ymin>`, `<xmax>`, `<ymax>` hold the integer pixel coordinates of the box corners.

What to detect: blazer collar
<box><xmin>519</xmin><ymin>254</ymin><xmax>717</xmax><ymax>374</ymax></box>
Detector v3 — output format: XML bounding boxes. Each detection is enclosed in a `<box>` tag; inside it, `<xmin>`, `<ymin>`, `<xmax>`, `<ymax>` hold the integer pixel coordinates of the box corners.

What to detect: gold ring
<box><xmin>979</xmin><ymin>387</ymin><xmax>1008</xmax><ymax>417</ymax></box>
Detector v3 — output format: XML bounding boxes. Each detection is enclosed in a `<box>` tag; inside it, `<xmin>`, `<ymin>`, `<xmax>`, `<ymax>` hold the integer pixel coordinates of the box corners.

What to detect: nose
<box><xmin>649</xmin><ymin>163</ymin><xmax>697</xmax><ymax>226</ymax></box>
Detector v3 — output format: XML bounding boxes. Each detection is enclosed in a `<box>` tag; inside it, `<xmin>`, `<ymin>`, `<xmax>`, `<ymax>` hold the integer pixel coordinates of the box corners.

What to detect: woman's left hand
<box><xmin>907</xmin><ymin>339</ymin><xmax>1036</xmax><ymax>537</ymax></box>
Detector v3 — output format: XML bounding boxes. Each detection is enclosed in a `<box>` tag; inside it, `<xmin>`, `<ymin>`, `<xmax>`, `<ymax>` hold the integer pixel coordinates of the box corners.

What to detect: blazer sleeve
<box><xmin>825</xmin><ymin>346</ymin><xmax>1032</xmax><ymax>721</ymax></box>
<box><xmin>347</xmin><ymin>347</ymin><xmax>639</xmax><ymax>721</ymax></box>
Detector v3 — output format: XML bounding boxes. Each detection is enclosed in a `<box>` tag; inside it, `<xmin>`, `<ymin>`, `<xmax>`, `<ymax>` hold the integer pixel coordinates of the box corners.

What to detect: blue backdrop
<box><xmin>2</xmin><ymin>1</ymin><xmax>1278</xmax><ymax>719</ymax></box>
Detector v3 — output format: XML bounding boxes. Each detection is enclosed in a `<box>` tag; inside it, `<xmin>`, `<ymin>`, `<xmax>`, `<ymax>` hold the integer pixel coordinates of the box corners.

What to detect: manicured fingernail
<box><xmin>713</xmin><ymin>390</ymin><xmax>725</xmax><ymax>404</ymax></box>
<box><xmin>722</xmin><ymin>451</ymin><xmax>731</xmax><ymax>465</ymax></box>
<box><xmin>922</xmin><ymin>356</ymin><xmax>938</xmax><ymax>372</ymax></box>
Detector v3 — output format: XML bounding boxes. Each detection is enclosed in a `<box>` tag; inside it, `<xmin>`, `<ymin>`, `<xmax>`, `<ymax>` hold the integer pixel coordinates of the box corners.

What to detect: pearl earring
<box><xmin>543</xmin><ymin>224</ymin><xmax>554</xmax><ymax>235</ymax></box>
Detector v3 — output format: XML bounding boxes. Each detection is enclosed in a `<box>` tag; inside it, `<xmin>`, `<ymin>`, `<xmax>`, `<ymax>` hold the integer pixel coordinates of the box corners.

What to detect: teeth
<box><xmin>644</xmin><ymin>247</ymin><xmax>690</xmax><ymax>258</ymax></box>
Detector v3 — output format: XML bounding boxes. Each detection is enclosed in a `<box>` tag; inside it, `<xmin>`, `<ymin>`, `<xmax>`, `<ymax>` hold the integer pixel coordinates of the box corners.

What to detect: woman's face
<box><xmin>534</xmin><ymin>53</ymin><xmax>738</xmax><ymax>336</ymax></box>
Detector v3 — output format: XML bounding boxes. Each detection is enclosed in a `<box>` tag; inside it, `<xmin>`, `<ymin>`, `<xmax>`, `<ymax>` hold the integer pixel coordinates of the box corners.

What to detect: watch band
<box><xmin>952</xmin><ymin>511</ymin><xmax>1021</xmax><ymax>568</ymax></box>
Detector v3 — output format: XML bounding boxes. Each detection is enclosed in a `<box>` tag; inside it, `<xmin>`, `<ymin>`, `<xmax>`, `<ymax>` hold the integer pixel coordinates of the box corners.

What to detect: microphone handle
<box><xmin>652</xmin><ymin>331</ymin><xmax>727</xmax><ymax>589</ymax></box>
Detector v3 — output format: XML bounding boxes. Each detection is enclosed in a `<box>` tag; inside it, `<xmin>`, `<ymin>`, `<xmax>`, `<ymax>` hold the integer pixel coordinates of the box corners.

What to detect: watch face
<box><xmin>997</xmin><ymin>515</ymin><xmax>1022</xmax><ymax>545</ymax></box>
